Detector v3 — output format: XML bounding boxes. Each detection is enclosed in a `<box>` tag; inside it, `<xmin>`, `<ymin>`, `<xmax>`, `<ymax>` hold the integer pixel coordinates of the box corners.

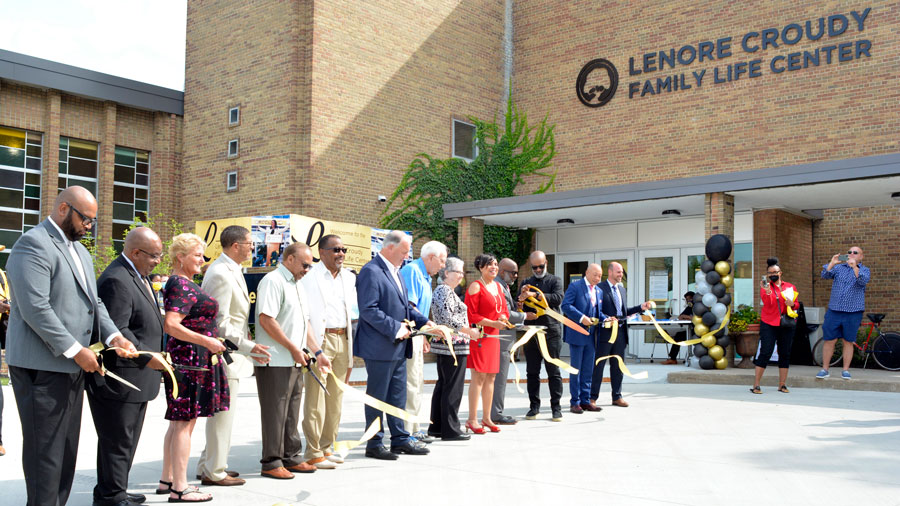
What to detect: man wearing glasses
<box><xmin>517</xmin><ymin>250</ymin><xmax>565</xmax><ymax>422</ymax></box>
<box><xmin>491</xmin><ymin>258</ymin><xmax>525</xmax><ymax>425</ymax></box>
<box><xmin>255</xmin><ymin>242</ymin><xmax>330</xmax><ymax>479</ymax></box>
<box><xmin>817</xmin><ymin>246</ymin><xmax>870</xmax><ymax>380</ymax></box>
<box><xmin>301</xmin><ymin>235</ymin><xmax>357</xmax><ymax>469</ymax></box>
<box><xmin>6</xmin><ymin>186</ymin><xmax>132</xmax><ymax>506</ymax></box>
<box><xmin>197</xmin><ymin>225</ymin><xmax>271</xmax><ymax>486</ymax></box>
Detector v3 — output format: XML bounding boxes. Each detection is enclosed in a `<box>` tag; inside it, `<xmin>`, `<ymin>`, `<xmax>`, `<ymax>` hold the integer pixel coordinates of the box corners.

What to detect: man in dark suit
<box><xmin>592</xmin><ymin>261</ymin><xmax>650</xmax><ymax>408</ymax></box>
<box><xmin>87</xmin><ymin>227</ymin><xmax>167</xmax><ymax>506</ymax></box>
<box><xmin>354</xmin><ymin>231</ymin><xmax>431</xmax><ymax>460</ymax></box>
<box><xmin>491</xmin><ymin>258</ymin><xmax>525</xmax><ymax>425</ymax></box>
<box><xmin>6</xmin><ymin>187</ymin><xmax>134</xmax><ymax>506</ymax></box>
<box><xmin>518</xmin><ymin>250</ymin><xmax>565</xmax><ymax>422</ymax></box>
<box><xmin>561</xmin><ymin>263</ymin><xmax>603</xmax><ymax>414</ymax></box>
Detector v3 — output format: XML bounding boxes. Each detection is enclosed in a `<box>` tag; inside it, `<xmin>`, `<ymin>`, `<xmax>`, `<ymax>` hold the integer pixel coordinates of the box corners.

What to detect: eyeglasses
<box><xmin>300</xmin><ymin>263</ymin><xmax>313</xmax><ymax>270</ymax></box>
<box><xmin>236</xmin><ymin>241</ymin><xmax>252</xmax><ymax>246</ymax></box>
<box><xmin>138</xmin><ymin>249</ymin><xmax>163</xmax><ymax>261</ymax></box>
<box><xmin>501</xmin><ymin>269</ymin><xmax>518</xmax><ymax>276</ymax></box>
<box><xmin>848</xmin><ymin>250</ymin><xmax>861</xmax><ymax>255</ymax></box>
<box><xmin>531</xmin><ymin>264</ymin><xmax>546</xmax><ymax>271</ymax></box>
<box><xmin>448</xmin><ymin>269</ymin><xmax>464</xmax><ymax>274</ymax></box>
<box><xmin>323</xmin><ymin>247</ymin><xmax>348</xmax><ymax>254</ymax></box>
<box><xmin>67</xmin><ymin>203</ymin><xmax>96</xmax><ymax>228</ymax></box>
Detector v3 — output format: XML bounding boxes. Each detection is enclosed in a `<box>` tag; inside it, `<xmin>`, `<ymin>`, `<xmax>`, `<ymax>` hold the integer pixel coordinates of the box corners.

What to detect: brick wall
<box><xmin>813</xmin><ymin>205</ymin><xmax>900</xmax><ymax>328</ymax></box>
<box><xmin>753</xmin><ymin>209</ymin><xmax>813</xmax><ymax>310</ymax></box>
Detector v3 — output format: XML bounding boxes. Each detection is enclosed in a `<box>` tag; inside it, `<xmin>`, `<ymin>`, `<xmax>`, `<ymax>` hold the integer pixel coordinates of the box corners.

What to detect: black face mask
<box><xmin>769</xmin><ymin>274</ymin><xmax>780</xmax><ymax>282</ymax></box>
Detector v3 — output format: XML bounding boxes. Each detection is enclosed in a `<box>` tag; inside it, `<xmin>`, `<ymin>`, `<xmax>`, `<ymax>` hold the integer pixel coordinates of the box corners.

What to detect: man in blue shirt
<box><xmin>817</xmin><ymin>246</ymin><xmax>870</xmax><ymax>380</ymax></box>
<box><xmin>400</xmin><ymin>240</ymin><xmax>447</xmax><ymax>443</ymax></box>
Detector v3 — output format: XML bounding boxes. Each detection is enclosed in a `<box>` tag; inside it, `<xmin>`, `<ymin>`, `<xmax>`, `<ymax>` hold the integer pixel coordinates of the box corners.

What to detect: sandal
<box><xmin>168</xmin><ymin>486</ymin><xmax>212</xmax><ymax>503</ymax></box>
<box><xmin>156</xmin><ymin>480</ymin><xmax>173</xmax><ymax>495</ymax></box>
<box><xmin>749</xmin><ymin>386</ymin><xmax>762</xmax><ymax>394</ymax></box>
<box><xmin>778</xmin><ymin>385</ymin><xmax>790</xmax><ymax>393</ymax></box>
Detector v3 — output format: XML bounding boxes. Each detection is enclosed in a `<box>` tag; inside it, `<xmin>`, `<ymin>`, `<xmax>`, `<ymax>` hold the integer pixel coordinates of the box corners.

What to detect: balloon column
<box><xmin>691</xmin><ymin>234</ymin><xmax>733</xmax><ymax>370</ymax></box>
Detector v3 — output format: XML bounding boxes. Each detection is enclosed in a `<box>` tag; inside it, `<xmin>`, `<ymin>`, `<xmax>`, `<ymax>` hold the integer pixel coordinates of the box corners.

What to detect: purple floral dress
<box><xmin>163</xmin><ymin>275</ymin><xmax>230</xmax><ymax>421</ymax></box>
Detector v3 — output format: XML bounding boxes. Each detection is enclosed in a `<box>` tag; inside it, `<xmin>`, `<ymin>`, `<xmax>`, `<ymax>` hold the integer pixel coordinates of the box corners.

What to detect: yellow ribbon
<box><xmin>604</xmin><ymin>319</ymin><xmax>619</xmax><ymax>344</ymax></box>
<box><xmin>593</xmin><ymin>354</ymin><xmax>649</xmax><ymax>379</ymax></box>
<box><xmin>328</xmin><ymin>370</ymin><xmax>430</xmax><ymax>424</ymax></box>
<box><xmin>508</xmin><ymin>327</ymin><xmax>578</xmax><ymax>393</ymax></box>
<box><xmin>419</xmin><ymin>324</ymin><xmax>459</xmax><ymax>366</ymax></box>
<box><xmin>782</xmin><ymin>290</ymin><xmax>799</xmax><ymax>318</ymax></box>
<box><xmin>333</xmin><ymin>418</ymin><xmax>381</xmax><ymax>459</ymax></box>
<box><xmin>90</xmin><ymin>344</ymin><xmax>180</xmax><ymax>399</ymax></box>
<box><xmin>0</xmin><ymin>268</ymin><xmax>9</xmax><ymax>301</ymax></box>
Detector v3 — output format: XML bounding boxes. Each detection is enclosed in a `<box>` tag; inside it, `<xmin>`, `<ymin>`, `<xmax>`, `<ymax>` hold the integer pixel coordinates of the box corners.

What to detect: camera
<box><xmin>377</xmin><ymin>195</ymin><xmax>387</xmax><ymax>202</ymax></box>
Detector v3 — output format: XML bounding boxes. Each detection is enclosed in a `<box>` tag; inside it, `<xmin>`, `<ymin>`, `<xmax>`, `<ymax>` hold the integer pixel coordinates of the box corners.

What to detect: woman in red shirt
<box><xmin>751</xmin><ymin>257</ymin><xmax>800</xmax><ymax>394</ymax></box>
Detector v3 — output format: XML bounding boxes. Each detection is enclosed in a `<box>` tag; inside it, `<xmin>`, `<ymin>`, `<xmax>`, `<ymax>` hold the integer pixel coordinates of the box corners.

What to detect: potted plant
<box><xmin>728</xmin><ymin>305</ymin><xmax>761</xmax><ymax>368</ymax></box>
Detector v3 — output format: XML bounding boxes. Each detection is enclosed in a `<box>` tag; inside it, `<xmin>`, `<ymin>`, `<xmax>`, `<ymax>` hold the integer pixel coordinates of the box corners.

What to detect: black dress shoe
<box><xmin>494</xmin><ymin>415</ymin><xmax>518</xmax><ymax>425</ymax></box>
<box><xmin>365</xmin><ymin>446</ymin><xmax>399</xmax><ymax>460</ymax></box>
<box><xmin>94</xmin><ymin>500</ymin><xmax>139</xmax><ymax>506</ymax></box>
<box><xmin>127</xmin><ymin>493</ymin><xmax>146</xmax><ymax>504</ymax></box>
<box><xmin>441</xmin><ymin>433</ymin><xmax>471</xmax><ymax>441</ymax></box>
<box><xmin>525</xmin><ymin>408</ymin><xmax>539</xmax><ymax>420</ymax></box>
<box><xmin>391</xmin><ymin>440</ymin><xmax>430</xmax><ymax>455</ymax></box>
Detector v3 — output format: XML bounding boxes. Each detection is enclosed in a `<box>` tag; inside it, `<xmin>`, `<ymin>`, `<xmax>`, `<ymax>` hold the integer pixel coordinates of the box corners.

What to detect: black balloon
<box><xmin>692</xmin><ymin>302</ymin><xmax>708</xmax><ymax>317</ymax></box>
<box><xmin>693</xmin><ymin>343</ymin><xmax>708</xmax><ymax>357</ymax></box>
<box><xmin>702</xmin><ymin>311</ymin><xmax>717</xmax><ymax>327</ymax></box>
<box><xmin>712</xmin><ymin>283</ymin><xmax>726</xmax><ymax>298</ymax></box>
<box><xmin>716</xmin><ymin>335</ymin><xmax>730</xmax><ymax>348</ymax></box>
<box><xmin>706</xmin><ymin>271</ymin><xmax>721</xmax><ymax>285</ymax></box>
<box><xmin>705</xmin><ymin>234</ymin><xmax>733</xmax><ymax>262</ymax></box>
<box><xmin>699</xmin><ymin>355</ymin><xmax>715</xmax><ymax>369</ymax></box>
<box><xmin>701</xmin><ymin>260</ymin><xmax>715</xmax><ymax>273</ymax></box>
<box><xmin>719</xmin><ymin>293</ymin><xmax>732</xmax><ymax>307</ymax></box>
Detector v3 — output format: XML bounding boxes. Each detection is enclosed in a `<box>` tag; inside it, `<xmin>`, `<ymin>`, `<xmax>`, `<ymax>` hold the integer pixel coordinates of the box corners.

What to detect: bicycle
<box><xmin>812</xmin><ymin>313</ymin><xmax>900</xmax><ymax>371</ymax></box>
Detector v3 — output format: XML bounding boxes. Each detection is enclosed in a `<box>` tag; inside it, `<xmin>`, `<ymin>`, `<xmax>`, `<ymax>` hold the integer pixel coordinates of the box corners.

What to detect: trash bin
<box><xmin>805</xmin><ymin>306</ymin><xmax>824</xmax><ymax>353</ymax></box>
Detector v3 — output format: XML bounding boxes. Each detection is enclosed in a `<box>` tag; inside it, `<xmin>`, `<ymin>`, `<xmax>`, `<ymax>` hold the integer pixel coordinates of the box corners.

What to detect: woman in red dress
<box><xmin>465</xmin><ymin>254</ymin><xmax>510</xmax><ymax>434</ymax></box>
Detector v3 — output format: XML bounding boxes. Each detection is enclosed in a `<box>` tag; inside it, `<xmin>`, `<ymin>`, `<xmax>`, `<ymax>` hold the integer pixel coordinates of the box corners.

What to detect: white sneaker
<box><xmin>309</xmin><ymin>457</ymin><xmax>337</xmax><ymax>470</ymax></box>
<box><xmin>325</xmin><ymin>453</ymin><xmax>344</xmax><ymax>464</ymax></box>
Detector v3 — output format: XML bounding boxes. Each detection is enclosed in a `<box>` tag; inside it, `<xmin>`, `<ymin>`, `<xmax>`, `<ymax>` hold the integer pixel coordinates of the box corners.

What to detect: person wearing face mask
<box><xmin>750</xmin><ymin>257</ymin><xmax>800</xmax><ymax>394</ymax></box>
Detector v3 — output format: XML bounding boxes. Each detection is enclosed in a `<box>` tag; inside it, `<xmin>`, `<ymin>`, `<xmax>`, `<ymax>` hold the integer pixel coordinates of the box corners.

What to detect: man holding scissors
<box><xmin>255</xmin><ymin>242</ymin><xmax>331</xmax><ymax>479</ymax></box>
<box><xmin>518</xmin><ymin>250</ymin><xmax>565</xmax><ymax>422</ymax></box>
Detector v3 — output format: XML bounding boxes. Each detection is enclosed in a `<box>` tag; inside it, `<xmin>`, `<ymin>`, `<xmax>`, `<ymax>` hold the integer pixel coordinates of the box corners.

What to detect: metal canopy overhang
<box><xmin>442</xmin><ymin>153</ymin><xmax>900</xmax><ymax>228</ymax></box>
<box><xmin>0</xmin><ymin>49</ymin><xmax>184</xmax><ymax>116</ymax></box>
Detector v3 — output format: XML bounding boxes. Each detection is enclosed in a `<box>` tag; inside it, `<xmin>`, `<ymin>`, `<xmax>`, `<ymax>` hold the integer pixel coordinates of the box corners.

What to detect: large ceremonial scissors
<box><xmin>521</xmin><ymin>285</ymin><xmax>589</xmax><ymax>336</ymax></box>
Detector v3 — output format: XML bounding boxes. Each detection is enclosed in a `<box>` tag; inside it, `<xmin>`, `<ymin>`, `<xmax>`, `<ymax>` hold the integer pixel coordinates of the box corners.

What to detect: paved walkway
<box><xmin>1</xmin><ymin>363</ymin><xmax>898</xmax><ymax>506</ymax></box>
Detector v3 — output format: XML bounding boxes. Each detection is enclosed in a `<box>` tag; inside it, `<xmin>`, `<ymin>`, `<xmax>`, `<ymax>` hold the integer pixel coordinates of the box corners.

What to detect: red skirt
<box><xmin>467</xmin><ymin>334</ymin><xmax>500</xmax><ymax>374</ymax></box>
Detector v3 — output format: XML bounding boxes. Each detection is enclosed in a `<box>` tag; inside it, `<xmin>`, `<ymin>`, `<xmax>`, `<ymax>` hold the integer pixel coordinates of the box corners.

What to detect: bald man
<box><xmin>561</xmin><ymin>264</ymin><xmax>603</xmax><ymax>413</ymax></box>
<box><xmin>6</xmin><ymin>187</ymin><xmax>131</xmax><ymax>506</ymax></box>
<box><xmin>88</xmin><ymin>227</ymin><xmax>167</xmax><ymax>506</ymax></box>
<box><xmin>491</xmin><ymin>258</ymin><xmax>526</xmax><ymax>424</ymax></box>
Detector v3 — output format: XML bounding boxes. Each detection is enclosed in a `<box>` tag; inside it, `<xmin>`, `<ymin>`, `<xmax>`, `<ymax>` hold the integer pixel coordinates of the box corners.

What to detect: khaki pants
<box><xmin>197</xmin><ymin>376</ymin><xmax>239</xmax><ymax>481</ymax></box>
<box><xmin>404</xmin><ymin>334</ymin><xmax>425</xmax><ymax>434</ymax></box>
<box><xmin>302</xmin><ymin>331</ymin><xmax>350</xmax><ymax>460</ymax></box>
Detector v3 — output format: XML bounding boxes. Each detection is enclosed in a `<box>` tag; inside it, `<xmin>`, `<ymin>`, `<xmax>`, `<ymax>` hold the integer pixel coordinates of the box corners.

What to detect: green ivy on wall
<box><xmin>380</xmin><ymin>96</ymin><xmax>556</xmax><ymax>264</ymax></box>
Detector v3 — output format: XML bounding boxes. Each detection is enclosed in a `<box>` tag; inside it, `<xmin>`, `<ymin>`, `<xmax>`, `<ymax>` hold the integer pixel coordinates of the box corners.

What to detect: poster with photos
<box><xmin>251</xmin><ymin>215</ymin><xmax>290</xmax><ymax>267</ymax></box>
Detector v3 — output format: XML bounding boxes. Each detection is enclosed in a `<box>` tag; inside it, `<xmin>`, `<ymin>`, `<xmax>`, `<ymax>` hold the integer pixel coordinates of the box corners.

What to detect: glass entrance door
<box><xmin>636</xmin><ymin>249</ymin><xmax>681</xmax><ymax>359</ymax></box>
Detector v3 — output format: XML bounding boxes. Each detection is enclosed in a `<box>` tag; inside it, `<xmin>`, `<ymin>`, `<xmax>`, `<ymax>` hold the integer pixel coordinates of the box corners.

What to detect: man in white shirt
<box><xmin>301</xmin><ymin>235</ymin><xmax>357</xmax><ymax>469</ymax></box>
<box><xmin>255</xmin><ymin>242</ymin><xmax>331</xmax><ymax>479</ymax></box>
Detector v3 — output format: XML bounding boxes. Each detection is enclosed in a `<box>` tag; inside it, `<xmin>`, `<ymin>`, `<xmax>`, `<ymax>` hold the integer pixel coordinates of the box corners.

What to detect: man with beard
<box><xmin>6</xmin><ymin>186</ymin><xmax>134</xmax><ymax>506</ymax></box>
<box><xmin>518</xmin><ymin>250</ymin><xmax>565</xmax><ymax>422</ymax></box>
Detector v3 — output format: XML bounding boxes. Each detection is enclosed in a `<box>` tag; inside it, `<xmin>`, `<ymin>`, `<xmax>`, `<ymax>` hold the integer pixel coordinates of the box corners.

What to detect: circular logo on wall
<box><xmin>576</xmin><ymin>58</ymin><xmax>619</xmax><ymax>108</ymax></box>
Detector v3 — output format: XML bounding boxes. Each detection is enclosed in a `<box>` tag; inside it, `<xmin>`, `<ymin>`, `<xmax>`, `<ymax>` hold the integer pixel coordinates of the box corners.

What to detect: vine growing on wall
<box><xmin>380</xmin><ymin>96</ymin><xmax>556</xmax><ymax>263</ymax></box>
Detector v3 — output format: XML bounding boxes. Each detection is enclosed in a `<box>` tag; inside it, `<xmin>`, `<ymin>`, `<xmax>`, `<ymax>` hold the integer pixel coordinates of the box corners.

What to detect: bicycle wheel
<box><xmin>871</xmin><ymin>332</ymin><xmax>900</xmax><ymax>371</ymax></box>
<box><xmin>812</xmin><ymin>338</ymin><xmax>843</xmax><ymax>367</ymax></box>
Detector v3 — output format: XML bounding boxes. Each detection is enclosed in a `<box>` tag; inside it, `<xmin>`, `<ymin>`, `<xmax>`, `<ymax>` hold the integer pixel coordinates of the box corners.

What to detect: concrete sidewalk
<box><xmin>1</xmin><ymin>362</ymin><xmax>899</xmax><ymax>506</ymax></box>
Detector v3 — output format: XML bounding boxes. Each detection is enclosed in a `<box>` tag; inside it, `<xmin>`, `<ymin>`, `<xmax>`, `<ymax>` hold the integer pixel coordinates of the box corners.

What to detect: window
<box><xmin>59</xmin><ymin>137</ymin><xmax>98</xmax><ymax>197</ymax></box>
<box><xmin>228</xmin><ymin>139</ymin><xmax>239</xmax><ymax>158</ymax></box>
<box><xmin>452</xmin><ymin>119</ymin><xmax>477</xmax><ymax>161</ymax></box>
<box><xmin>732</xmin><ymin>242</ymin><xmax>753</xmax><ymax>309</ymax></box>
<box><xmin>226</xmin><ymin>171</ymin><xmax>238</xmax><ymax>191</ymax></box>
<box><xmin>0</xmin><ymin>126</ymin><xmax>42</xmax><ymax>267</ymax></box>
<box><xmin>112</xmin><ymin>146</ymin><xmax>151</xmax><ymax>252</ymax></box>
<box><xmin>229</xmin><ymin>106</ymin><xmax>240</xmax><ymax>126</ymax></box>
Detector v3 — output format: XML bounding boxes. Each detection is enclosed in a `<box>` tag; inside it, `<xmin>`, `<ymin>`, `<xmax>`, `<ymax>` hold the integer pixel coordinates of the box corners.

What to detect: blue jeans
<box><xmin>568</xmin><ymin>342</ymin><xmax>595</xmax><ymax>406</ymax></box>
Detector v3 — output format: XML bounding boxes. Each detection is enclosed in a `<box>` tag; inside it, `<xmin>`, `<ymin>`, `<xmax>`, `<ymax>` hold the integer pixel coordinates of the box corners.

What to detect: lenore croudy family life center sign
<box><xmin>577</xmin><ymin>7</ymin><xmax>873</xmax><ymax>106</ymax></box>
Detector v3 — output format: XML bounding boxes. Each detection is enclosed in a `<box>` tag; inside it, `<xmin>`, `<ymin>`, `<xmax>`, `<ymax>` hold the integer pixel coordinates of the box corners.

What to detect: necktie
<box><xmin>613</xmin><ymin>284</ymin><xmax>622</xmax><ymax>316</ymax></box>
<box><xmin>142</xmin><ymin>276</ymin><xmax>154</xmax><ymax>299</ymax></box>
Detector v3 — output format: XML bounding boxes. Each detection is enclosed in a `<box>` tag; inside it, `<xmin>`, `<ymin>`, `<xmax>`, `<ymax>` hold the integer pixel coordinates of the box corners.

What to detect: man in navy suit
<box><xmin>591</xmin><ymin>262</ymin><xmax>650</xmax><ymax>408</ymax></box>
<box><xmin>354</xmin><ymin>231</ymin><xmax>432</xmax><ymax>460</ymax></box>
<box><xmin>561</xmin><ymin>263</ymin><xmax>604</xmax><ymax>414</ymax></box>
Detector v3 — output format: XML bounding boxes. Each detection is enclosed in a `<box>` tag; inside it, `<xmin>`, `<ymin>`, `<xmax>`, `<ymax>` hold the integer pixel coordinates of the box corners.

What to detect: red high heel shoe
<box><xmin>465</xmin><ymin>421</ymin><xmax>485</xmax><ymax>434</ymax></box>
<box><xmin>481</xmin><ymin>420</ymin><xmax>501</xmax><ymax>433</ymax></box>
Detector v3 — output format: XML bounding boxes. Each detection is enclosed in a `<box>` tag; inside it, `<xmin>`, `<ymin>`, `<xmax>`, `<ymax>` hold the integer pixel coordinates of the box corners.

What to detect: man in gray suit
<box><xmin>6</xmin><ymin>186</ymin><xmax>135</xmax><ymax>506</ymax></box>
<box><xmin>491</xmin><ymin>258</ymin><xmax>525</xmax><ymax>425</ymax></box>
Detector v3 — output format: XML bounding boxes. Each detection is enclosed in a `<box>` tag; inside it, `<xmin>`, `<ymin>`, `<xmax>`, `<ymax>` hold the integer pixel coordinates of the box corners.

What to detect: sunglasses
<box><xmin>323</xmin><ymin>247</ymin><xmax>348</xmax><ymax>254</ymax></box>
<box><xmin>531</xmin><ymin>264</ymin><xmax>546</xmax><ymax>271</ymax></box>
<box><xmin>67</xmin><ymin>203</ymin><xmax>97</xmax><ymax>228</ymax></box>
<box><xmin>848</xmin><ymin>250</ymin><xmax>861</xmax><ymax>255</ymax></box>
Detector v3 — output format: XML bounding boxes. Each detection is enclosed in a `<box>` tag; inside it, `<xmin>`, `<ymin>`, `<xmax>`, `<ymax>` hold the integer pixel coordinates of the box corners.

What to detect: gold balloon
<box><xmin>694</xmin><ymin>324</ymin><xmax>709</xmax><ymax>336</ymax></box>
<box><xmin>715</xmin><ymin>357</ymin><xmax>728</xmax><ymax>369</ymax></box>
<box><xmin>692</xmin><ymin>315</ymin><xmax>703</xmax><ymax>326</ymax></box>
<box><xmin>721</xmin><ymin>274</ymin><xmax>733</xmax><ymax>288</ymax></box>
<box><xmin>708</xmin><ymin>345</ymin><xmax>725</xmax><ymax>360</ymax></box>
<box><xmin>715</xmin><ymin>261</ymin><xmax>731</xmax><ymax>276</ymax></box>
<box><xmin>701</xmin><ymin>335</ymin><xmax>716</xmax><ymax>348</ymax></box>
